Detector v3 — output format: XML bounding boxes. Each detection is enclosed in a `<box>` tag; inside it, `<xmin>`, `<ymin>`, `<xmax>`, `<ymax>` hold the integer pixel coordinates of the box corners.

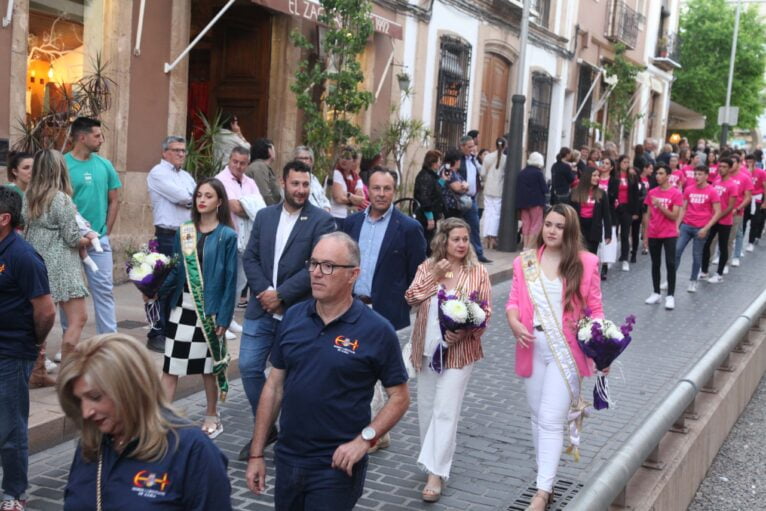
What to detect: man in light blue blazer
<box><xmin>240</xmin><ymin>159</ymin><xmax>335</xmax><ymax>458</ymax></box>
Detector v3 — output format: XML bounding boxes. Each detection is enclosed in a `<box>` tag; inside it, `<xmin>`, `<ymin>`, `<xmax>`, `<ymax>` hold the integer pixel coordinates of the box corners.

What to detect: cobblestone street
<box><xmin>22</xmin><ymin>246</ymin><xmax>766</xmax><ymax>510</ymax></box>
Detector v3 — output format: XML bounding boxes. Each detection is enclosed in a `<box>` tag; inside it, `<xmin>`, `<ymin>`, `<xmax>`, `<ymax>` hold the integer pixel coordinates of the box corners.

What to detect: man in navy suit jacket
<box><xmin>342</xmin><ymin>167</ymin><xmax>426</xmax><ymax>330</ymax></box>
<box><xmin>343</xmin><ymin>167</ymin><xmax>425</xmax><ymax>451</ymax></box>
<box><xmin>240</xmin><ymin>160</ymin><xmax>335</xmax><ymax>457</ymax></box>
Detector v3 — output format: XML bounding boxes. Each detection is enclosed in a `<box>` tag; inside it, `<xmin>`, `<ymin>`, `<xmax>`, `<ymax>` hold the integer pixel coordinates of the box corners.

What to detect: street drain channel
<box><xmin>506</xmin><ymin>478</ymin><xmax>582</xmax><ymax>510</ymax></box>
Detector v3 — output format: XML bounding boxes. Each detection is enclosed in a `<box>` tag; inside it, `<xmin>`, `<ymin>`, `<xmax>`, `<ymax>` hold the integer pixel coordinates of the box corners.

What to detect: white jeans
<box><xmin>524</xmin><ymin>332</ymin><xmax>571</xmax><ymax>492</ymax></box>
<box><xmin>417</xmin><ymin>357</ymin><xmax>473</xmax><ymax>479</ymax></box>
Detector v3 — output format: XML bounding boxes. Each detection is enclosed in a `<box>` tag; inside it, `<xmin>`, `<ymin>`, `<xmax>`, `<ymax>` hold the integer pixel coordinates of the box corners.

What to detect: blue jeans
<box><xmin>148</xmin><ymin>230</ymin><xmax>177</xmax><ymax>340</ymax></box>
<box><xmin>675</xmin><ymin>224</ymin><xmax>707</xmax><ymax>281</ymax></box>
<box><xmin>461</xmin><ymin>197</ymin><xmax>485</xmax><ymax>258</ymax></box>
<box><xmin>0</xmin><ymin>358</ymin><xmax>34</xmax><ymax>500</ymax></box>
<box><xmin>274</xmin><ymin>456</ymin><xmax>367</xmax><ymax>511</ymax></box>
<box><xmin>239</xmin><ymin>316</ymin><xmax>280</xmax><ymax>416</ymax></box>
<box><xmin>61</xmin><ymin>234</ymin><xmax>117</xmax><ymax>334</ymax></box>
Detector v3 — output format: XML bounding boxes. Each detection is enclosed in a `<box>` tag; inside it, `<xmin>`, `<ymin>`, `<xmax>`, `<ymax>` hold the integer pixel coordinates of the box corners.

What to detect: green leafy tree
<box><xmin>603</xmin><ymin>43</ymin><xmax>644</xmax><ymax>145</ymax></box>
<box><xmin>672</xmin><ymin>0</ymin><xmax>766</xmax><ymax>140</ymax></box>
<box><xmin>290</xmin><ymin>0</ymin><xmax>374</xmax><ymax>179</ymax></box>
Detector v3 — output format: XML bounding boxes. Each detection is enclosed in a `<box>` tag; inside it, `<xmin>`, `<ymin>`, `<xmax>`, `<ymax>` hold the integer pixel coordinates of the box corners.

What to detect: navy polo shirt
<box><xmin>0</xmin><ymin>231</ymin><xmax>50</xmax><ymax>360</ymax></box>
<box><xmin>272</xmin><ymin>299</ymin><xmax>408</xmax><ymax>468</ymax></box>
<box><xmin>64</xmin><ymin>419</ymin><xmax>231</xmax><ymax>511</ymax></box>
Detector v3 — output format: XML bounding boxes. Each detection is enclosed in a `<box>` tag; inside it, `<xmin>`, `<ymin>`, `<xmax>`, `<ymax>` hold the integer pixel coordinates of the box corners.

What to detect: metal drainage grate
<box><xmin>507</xmin><ymin>479</ymin><xmax>583</xmax><ymax>510</ymax></box>
<box><xmin>116</xmin><ymin>320</ymin><xmax>147</xmax><ymax>330</ymax></box>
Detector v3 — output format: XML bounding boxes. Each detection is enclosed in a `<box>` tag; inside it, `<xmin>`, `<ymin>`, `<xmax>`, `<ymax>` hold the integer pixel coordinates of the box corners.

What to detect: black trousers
<box><xmin>616</xmin><ymin>204</ymin><xmax>633</xmax><ymax>262</ymax></box>
<box><xmin>749</xmin><ymin>206</ymin><xmax>765</xmax><ymax>243</ymax></box>
<box><xmin>630</xmin><ymin>218</ymin><xmax>642</xmax><ymax>258</ymax></box>
<box><xmin>702</xmin><ymin>223</ymin><xmax>732</xmax><ymax>276</ymax></box>
<box><xmin>649</xmin><ymin>237</ymin><xmax>677</xmax><ymax>295</ymax></box>
<box><xmin>580</xmin><ymin>218</ymin><xmax>600</xmax><ymax>254</ymax></box>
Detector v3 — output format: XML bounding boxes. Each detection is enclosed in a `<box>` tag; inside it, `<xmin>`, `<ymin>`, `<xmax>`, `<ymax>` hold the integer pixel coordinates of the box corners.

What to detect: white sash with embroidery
<box><xmin>520</xmin><ymin>249</ymin><xmax>590</xmax><ymax>461</ymax></box>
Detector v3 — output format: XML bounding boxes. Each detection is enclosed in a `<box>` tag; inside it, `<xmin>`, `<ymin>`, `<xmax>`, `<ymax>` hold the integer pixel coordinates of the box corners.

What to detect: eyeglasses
<box><xmin>306</xmin><ymin>259</ymin><xmax>356</xmax><ymax>275</ymax></box>
<box><xmin>167</xmin><ymin>148</ymin><xmax>187</xmax><ymax>154</ymax></box>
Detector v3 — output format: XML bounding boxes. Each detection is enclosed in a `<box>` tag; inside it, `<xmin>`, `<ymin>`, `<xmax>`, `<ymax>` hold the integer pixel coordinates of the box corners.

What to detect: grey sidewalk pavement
<box><xmin>19</xmin><ymin>244</ymin><xmax>766</xmax><ymax>510</ymax></box>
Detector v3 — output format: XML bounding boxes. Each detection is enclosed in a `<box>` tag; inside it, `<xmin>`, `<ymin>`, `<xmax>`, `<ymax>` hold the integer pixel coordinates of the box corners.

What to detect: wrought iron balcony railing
<box><xmin>606</xmin><ymin>0</ymin><xmax>642</xmax><ymax>49</ymax></box>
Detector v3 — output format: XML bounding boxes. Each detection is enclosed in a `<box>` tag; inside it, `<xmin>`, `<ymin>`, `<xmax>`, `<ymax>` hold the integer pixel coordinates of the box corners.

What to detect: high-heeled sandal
<box><xmin>524</xmin><ymin>489</ymin><xmax>553</xmax><ymax>511</ymax></box>
<box><xmin>421</xmin><ymin>476</ymin><xmax>443</xmax><ymax>503</ymax></box>
<box><xmin>201</xmin><ymin>414</ymin><xmax>223</xmax><ymax>439</ymax></box>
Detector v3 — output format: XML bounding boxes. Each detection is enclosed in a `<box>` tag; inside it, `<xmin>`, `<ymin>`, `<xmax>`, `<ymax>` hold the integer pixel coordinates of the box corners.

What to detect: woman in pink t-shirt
<box><xmin>744</xmin><ymin>154</ymin><xmax>766</xmax><ymax>250</ymax></box>
<box><xmin>701</xmin><ymin>157</ymin><xmax>738</xmax><ymax>282</ymax></box>
<box><xmin>614</xmin><ymin>155</ymin><xmax>641</xmax><ymax>270</ymax></box>
<box><xmin>571</xmin><ymin>168</ymin><xmax>612</xmax><ymax>255</ymax></box>
<box><xmin>596</xmin><ymin>159</ymin><xmax>618</xmax><ymax>280</ymax></box>
<box><xmin>675</xmin><ymin>166</ymin><xmax>721</xmax><ymax>293</ymax></box>
<box><xmin>668</xmin><ymin>153</ymin><xmax>685</xmax><ymax>190</ymax></box>
<box><xmin>643</xmin><ymin>165</ymin><xmax>684</xmax><ymax>309</ymax></box>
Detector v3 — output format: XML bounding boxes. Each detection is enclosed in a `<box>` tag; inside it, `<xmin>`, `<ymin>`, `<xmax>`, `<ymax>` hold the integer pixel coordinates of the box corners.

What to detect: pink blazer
<box><xmin>505</xmin><ymin>247</ymin><xmax>603</xmax><ymax>378</ymax></box>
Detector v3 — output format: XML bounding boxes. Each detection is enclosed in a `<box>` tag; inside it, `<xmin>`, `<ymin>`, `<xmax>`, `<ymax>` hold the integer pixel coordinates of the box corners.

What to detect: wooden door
<box><xmin>479</xmin><ymin>53</ymin><xmax>511</xmax><ymax>147</ymax></box>
<box><xmin>209</xmin><ymin>5</ymin><xmax>271</xmax><ymax>141</ymax></box>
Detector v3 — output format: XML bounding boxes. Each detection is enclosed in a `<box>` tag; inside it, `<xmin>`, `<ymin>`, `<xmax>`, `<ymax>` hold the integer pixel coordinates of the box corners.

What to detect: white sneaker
<box><xmin>687</xmin><ymin>281</ymin><xmax>698</xmax><ymax>293</ymax></box>
<box><xmin>660</xmin><ymin>281</ymin><xmax>668</xmax><ymax>291</ymax></box>
<box><xmin>665</xmin><ymin>296</ymin><xmax>675</xmax><ymax>310</ymax></box>
<box><xmin>698</xmin><ymin>272</ymin><xmax>709</xmax><ymax>280</ymax></box>
<box><xmin>731</xmin><ymin>258</ymin><xmax>741</xmax><ymax>267</ymax></box>
<box><xmin>645</xmin><ymin>293</ymin><xmax>662</xmax><ymax>305</ymax></box>
<box><xmin>723</xmin><ymin>265</ymin><xmax>730</xmax><ymax>275</ymax></box>
<box><xmin>54</xmin><ymin>351</ymin><xmax>62</xmax><ymax>363</ymax></box>
<box><xmin>621</xmin><ymin>261</ymin><xmax>629</xmax><ymax>272</ymax></box>
<box><xmin>228</xmin><ymin>320</ymin><xmax>243</xmax><ymax>334</ymax></box>
<box><xmin>225</xmin><ymin>330</ymin><xmax>236</xmax><ymax>340</ymax></box>
<box><xmin>712</xmin><ymin>256</ymin><xmax>720</xmax><ymax>265</ymax></box>
<box><xmin>746</xmin><ymin>243</ymin><xmax>755</xmax><ymax>252</ymax></box>
<box><xmin>708</xmin><ymin>274</ymin><xmax>724</xmax><ymax>284</ymax></box>
<box><xmin>44</xmin><ymin>358</ymin><xmax>58</xmax><ymax>373</ymax></box>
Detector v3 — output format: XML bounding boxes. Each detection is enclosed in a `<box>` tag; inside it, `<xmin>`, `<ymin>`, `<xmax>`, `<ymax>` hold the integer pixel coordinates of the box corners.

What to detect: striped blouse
<box><xmin>406</xmin><ymin>259</ymin><xmax>492</xmax><ymax>371</ymax></box>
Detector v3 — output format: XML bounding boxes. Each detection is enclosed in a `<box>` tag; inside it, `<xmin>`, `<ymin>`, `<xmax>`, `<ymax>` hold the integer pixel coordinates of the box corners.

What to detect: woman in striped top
<box><xmin>405</xmin><ymin>217</ymin><xmax>492</xmax><ymax>503</ymax></box>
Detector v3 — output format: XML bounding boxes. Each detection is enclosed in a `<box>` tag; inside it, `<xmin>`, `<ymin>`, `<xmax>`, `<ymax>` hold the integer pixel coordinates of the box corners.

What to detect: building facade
<box><xmin>0</xmin><ymin>0</ymin><xmax>682</xmax><ymax>276</ymax></box>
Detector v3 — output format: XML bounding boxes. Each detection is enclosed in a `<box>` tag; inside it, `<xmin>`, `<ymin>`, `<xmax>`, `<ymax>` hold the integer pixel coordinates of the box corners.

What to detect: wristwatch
<box><xmin>361</xmin><ymin>426</ymin><xmax>377</xmax><ymax>446</ymax></box>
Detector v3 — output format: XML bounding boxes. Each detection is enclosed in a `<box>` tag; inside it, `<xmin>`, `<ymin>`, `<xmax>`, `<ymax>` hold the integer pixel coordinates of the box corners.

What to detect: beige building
<box><xmin>569</xmin><ymin>0</ymin><xmax>686</xmax><ymax>152</ymax></box>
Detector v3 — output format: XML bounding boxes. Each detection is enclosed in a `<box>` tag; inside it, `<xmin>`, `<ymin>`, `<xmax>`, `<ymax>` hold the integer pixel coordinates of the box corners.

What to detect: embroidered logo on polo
<box><xmin>333</xmin><ymin>335</ymin><xmax>359</xmax><ymax>355</ymax></box>
<box><xmin>132</xmin><ymin>470</ymin><xmax>170</xmax><ymax>498</ymax></box>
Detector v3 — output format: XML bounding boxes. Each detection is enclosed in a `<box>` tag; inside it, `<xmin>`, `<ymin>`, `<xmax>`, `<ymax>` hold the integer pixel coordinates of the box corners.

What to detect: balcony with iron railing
<box><xmin>653</xmin><ymin>32</ymin><xmax>682</xmax><ymax>71</ymax></box>
<box><xmin>605</xmin><ymin>0</ymin><xmax>642</xmax><ymax>49</ymax></box>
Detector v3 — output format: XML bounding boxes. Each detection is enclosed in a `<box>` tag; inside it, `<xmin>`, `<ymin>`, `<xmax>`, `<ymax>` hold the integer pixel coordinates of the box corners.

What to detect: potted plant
<box><xmin>657</xmin><ymin>35</ymin><xmax>669</xmax><ymax>58</ymax></box>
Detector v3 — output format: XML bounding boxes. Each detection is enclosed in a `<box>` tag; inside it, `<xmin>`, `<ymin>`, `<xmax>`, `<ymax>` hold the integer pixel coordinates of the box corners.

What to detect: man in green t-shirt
<box><xmin>64</xmin><ymin>117</ymin><xmax>122</xmax><ymax>334</ymax></box>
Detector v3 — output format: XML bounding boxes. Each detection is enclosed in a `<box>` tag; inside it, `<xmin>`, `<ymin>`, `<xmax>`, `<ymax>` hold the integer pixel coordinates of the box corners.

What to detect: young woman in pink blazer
<box><xmin>505</xmin><ymin>203</ymin><xmax>605</xmax><ymax>511</ymax></box>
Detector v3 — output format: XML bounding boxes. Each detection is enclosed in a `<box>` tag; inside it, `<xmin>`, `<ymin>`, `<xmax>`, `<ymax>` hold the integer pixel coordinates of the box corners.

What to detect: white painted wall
<box><xmin>401</xmin><ymin>15</ymin><xmax>419</xmax><ymax>120</ymax></box>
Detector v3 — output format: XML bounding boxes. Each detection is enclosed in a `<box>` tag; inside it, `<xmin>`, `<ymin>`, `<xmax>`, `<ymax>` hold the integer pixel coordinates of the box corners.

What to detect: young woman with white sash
<box><xmin>505</xmin><ymin>204</ymin><xmax>607</xmax><ymax>511</ymax></box>
<box><xmin>157</xmin><ymin>178</ymin><xmax>238</xmax><ymax>439</ymax></box>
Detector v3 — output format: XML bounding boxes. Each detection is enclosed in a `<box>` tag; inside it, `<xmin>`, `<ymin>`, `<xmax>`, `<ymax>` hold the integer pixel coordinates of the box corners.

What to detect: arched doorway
<box><xmin>479</xmin><ymin>53</ymin><xmax>511</xmax><ymax>147</ymax></box>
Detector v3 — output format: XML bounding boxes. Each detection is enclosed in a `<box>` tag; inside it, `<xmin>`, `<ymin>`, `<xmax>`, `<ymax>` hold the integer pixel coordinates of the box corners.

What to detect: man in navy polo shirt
<box><xmin>245</xmin><ymin>232</ymin><xmax>410</xmax><ymax>510</ymax></box>
<box><xmin>0</xmin><ymin>187</ymin><xmax>56</xmax><ymax>510</ymax></box>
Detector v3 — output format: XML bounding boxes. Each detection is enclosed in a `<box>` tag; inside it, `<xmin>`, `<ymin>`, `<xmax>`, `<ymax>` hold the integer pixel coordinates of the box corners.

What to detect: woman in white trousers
<box><xmin>506</xmin><ymin>204</ymin><xmax>606</xmax><ymax>511</ymax></box>
<box><xmin>405</xmin><ymin>218</ymin><xmax>492</xmax><ymax>503</ymax></box>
